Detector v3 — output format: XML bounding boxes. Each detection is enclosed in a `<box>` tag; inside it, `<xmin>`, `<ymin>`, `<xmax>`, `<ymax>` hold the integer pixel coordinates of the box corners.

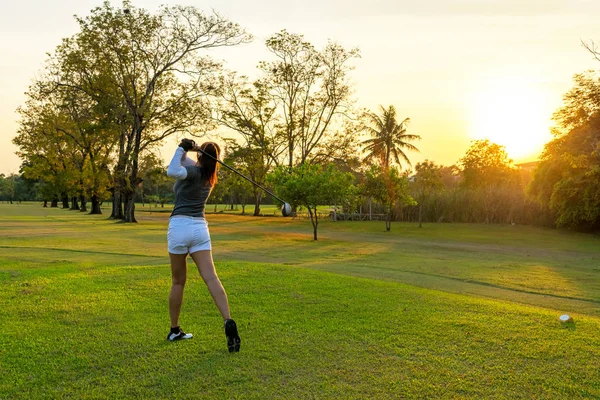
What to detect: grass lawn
<box><xmin>1</xmin><ymin>203</ymin><xmax>599</xmax><ymax>399</ymax></box>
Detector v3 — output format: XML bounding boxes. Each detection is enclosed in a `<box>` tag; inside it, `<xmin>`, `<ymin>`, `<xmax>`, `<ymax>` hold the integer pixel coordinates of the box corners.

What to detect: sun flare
<box><xmin>469</xmin><ymin>78</ymin><xmax>554</xmax><ymax>162</ymax></box>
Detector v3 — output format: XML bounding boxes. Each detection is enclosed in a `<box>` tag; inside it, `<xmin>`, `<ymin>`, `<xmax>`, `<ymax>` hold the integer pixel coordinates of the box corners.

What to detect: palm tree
<box><xmin>361</xmin><ymin>105</ymin><xmax>421</xmax><ymax>168</ymax></box>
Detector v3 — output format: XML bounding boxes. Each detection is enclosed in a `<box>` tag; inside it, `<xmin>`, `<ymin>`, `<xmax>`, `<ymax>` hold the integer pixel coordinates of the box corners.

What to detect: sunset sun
<box><xmin>469</xmin><ymin>78</ymin><xmax>554</xmax><ymax>162</ymax></box>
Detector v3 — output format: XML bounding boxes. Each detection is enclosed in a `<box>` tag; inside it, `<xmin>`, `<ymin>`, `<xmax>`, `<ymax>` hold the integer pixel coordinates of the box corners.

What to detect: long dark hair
<box><xmin>198</xmin><ymin>142</ymin><xmax>220</xmax><ymax>187</ymax></box>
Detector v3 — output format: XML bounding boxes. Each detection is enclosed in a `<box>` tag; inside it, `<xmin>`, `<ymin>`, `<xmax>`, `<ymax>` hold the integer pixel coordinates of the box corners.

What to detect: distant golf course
<box><xmin>1</xmin><ymin>203</ymin><xmax>599</xmax><ymax>399</ymax></box>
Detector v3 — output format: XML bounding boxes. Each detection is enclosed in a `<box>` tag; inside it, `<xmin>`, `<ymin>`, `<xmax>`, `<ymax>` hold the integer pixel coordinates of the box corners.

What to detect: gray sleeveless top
<box><xmin>170</xmin><ymin>166</ymin><xmax>212</xmax><ymax>218</ymax></box>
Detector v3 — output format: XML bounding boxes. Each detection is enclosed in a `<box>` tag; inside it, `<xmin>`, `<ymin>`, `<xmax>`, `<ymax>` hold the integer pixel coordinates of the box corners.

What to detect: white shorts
<box><xmin>167</xmin><ymin>216</ymin><xmax>212</xmax><ymax>254</ymax></box>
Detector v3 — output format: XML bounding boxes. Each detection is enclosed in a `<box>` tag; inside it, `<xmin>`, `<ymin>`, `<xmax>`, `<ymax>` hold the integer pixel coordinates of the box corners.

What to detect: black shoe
<box><xmin>224</xmin><ymin>319</ymin><xmax>241</xmax><ymax>353</ymax></box>
<box><xmin>167</xmin><ymin>329</ymin><xmax>193</xmax><ymax>341</ymax></box>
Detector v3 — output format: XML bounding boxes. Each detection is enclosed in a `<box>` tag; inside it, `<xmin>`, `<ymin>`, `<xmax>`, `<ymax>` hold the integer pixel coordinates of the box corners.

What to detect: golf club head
<box><xmin>281</xmin><ymin>202</ymin><xmax>292</xmax><ymax>217</ymax></box>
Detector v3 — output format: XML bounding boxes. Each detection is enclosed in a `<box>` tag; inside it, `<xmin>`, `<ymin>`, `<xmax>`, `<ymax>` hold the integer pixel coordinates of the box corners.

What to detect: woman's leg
<box><xmin>189</xmin><ymin>250</ymin><xmax>231</xmax><ymax>320</ymax></box>
<box><xmin>169</xmin><ymin>253</ymin><xmax>188</xmax><ymax>328</ymax></box>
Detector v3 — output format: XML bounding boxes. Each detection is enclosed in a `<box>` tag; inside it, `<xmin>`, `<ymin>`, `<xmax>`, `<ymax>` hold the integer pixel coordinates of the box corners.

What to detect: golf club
<box><xmin>194</xmin><ymin>146</ymin><xmax>292</xmax><ymax>217</ymax></box>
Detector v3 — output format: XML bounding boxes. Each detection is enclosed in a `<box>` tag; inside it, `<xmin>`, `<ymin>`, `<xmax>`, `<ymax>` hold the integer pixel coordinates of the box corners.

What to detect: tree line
<box><xmin>10</xmin><ymin>1</ymin><xmax>600</xmax><ymax>237</ymax></box>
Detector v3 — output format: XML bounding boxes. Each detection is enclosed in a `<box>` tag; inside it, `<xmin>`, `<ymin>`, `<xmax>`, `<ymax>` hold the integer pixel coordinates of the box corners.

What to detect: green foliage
<box><xmin>550</xmin><ymin>166</ymin><xmax>600</xmax><ymax>228</ymax></box>
<box><xmin>453</xmin><ymin>140</ymin><xmax>525</xmax><ymax>224</ymax></box>
<box><xmin>412</xmin><ymin>160</ymin><xmax>443</xmax><ymax>227</ymax></box>
<box><xmin>221</xmin><ymin>142</ymin><xmax>270</xmax><ymax>214</ymax></box>
<box><xmin>552</xmin><ymin>70</ymin><xmax>600</xmax><ymax>131</ymax></box>
<box><xmin>360</xmin><ymin>105</ymin><xmax>420</xmax><ymax>168</ymax></box>
<box><xmin>413</xmin><ymin>160</ymin><xmax>443</xmax><ymax>198</ymax></box>
<box><xmin>268</xmin><ymin>163</ymin><xmax>355</xmax><ymax>239</ymax></box>
<box><xmin>0</xmin><ymin>174</ymin><xmax>14</xmax><ymax>202</ymax></box>
<box><xmin>361</xmin><ymin>165</ymin><xmax>416</xmax><ymax>231</ymax></box>
<box><xmin>138</xmin><ymin>152</ymin><xmax>172</xmax><ymax>204</ymax></box>
<box><xmin>459</xmin><ymin>139</ymin><xmax>520</xmax><ymax>189</ymax></box>
<box><xmin>362</xmin><ymin>166</ymin><xmax>416</xmax><ymax>208</ymax></box>
<box><xmin>529</xmin><ymin>72</ymin><xmax>600</xmax><ymax>230</ymax></box>
<box><xmin>218</xmin><ymin>170</ymin><xmax>254</xmax><ymax>212</ymax></box>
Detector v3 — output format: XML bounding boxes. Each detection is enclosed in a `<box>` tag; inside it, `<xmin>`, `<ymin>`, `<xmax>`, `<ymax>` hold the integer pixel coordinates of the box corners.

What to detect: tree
<box><xmin>529</xmin><ymin>70</ymin><xmax>600</xmax><ymax>230</ymax></box>
<box><xmin>459</xmin><ymin>139</ymin><xmax>518</xmax><ymax>189</ymax></box>
<box><xmin>138</xmin><ymin>151</ymin><xmax>171</xmax><ymax>208</ymax></box>
<box><xmin>215</xmin><ymin>73</ymin><xmax>286</xmax><ymax>168</ymax></box>
<box><xmin>361</xmin><ymin>165</ymin><xmax>415</xmax><ymax>231</ymax></box>
<box><xmin>413</xmin><ymin>160</ymin><xmax>443</xmax><ymax>227</ymax></box>
<box><xmin>361</xmin><ymin>105</ymin><xmax>420</xmax><ymax>168</ymax></box>
<box><xmin>259</xmin><ymin>30</ymin><xmax>360</xmax><ymax>167</ymax></box>
<box><xmin>222</xmin><ymin>142</ymin><xmax>267</xmax><ymax>215</ymax></box>
<box><xmin>13</xmin><ymin>95</ymin><xmax>82</xmax><ymax>209</ymax></box>
<box><xmin>459</xmin><ymin>140</ymin><xmax>522</xmax><ymax>224</ymax></box>
<box><xmin>268</xmin><ymin>163</ymin><xmax>355</xmax><ymax>240</ymax></box>
<box><xmin>0</xmin><ymin>174</ymin><xmax>15</xmax><ymax>203</ymax></box>
<box><xmin>48</xmin><ymin>1</ymin><xmax>251</xmax><ymax>222</ymax></box>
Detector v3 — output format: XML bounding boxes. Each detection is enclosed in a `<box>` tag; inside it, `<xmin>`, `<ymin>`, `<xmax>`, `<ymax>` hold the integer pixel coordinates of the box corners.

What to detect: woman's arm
<box><xmin>166</xmin><ymin>147</ymin><xmax>188</xmax><ymax>180</ymax></box>
<box><xmin>181</xmin><ymin>152</ymin><xmax>196</xmax><ymax>167</ymax></box>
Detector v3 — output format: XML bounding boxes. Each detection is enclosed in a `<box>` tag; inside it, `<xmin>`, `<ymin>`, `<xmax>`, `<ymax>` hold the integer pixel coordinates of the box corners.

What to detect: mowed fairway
<box><xmin>1</xmin><ymin>203</ymin><xmax>600</xmax><ymax>399</ymax></box>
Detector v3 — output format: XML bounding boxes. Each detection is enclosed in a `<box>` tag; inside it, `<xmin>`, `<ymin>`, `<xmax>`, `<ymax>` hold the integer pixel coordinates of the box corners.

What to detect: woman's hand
<box><xmin>179</xmin><ymin>138</ymin><xmax>196</xmax><ymax>152</ymax></box>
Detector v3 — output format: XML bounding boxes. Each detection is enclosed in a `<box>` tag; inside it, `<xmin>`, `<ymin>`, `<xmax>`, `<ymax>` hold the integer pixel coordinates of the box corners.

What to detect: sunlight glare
<box><xmin>469</xmin><ymin>77</ymin><xmax>553</xmax><ymax>162</ymax></box>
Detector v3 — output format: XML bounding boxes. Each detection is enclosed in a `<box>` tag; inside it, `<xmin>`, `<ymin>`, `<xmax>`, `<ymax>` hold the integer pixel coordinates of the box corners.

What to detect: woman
<box><xmin>165</xmin><ymin>138</ymin><xmax>241</xmax><ymax>353</ymax></box>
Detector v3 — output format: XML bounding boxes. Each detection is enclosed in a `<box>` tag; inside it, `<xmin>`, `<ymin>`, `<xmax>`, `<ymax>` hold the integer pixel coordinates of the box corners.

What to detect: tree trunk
<box><xmin>90</xmin><ymin>194</ymin><xmax>102</xmax><ymax>215</ymax></box>
<box><xmin>110</xmin><ymin>189</ymin><xmax>124</xmax><ymax>219</ymax></box>
<box><xmin>307</xmin><ymin>206</ymin><xmax>319</xmax><ymax>240</ymax></box>
<box><xmin>51</xmin><ymin>197</ymin><xmax>59</xmax><ymax>208</ymax></box>
<box><xmin>43</xmin><ymin>200</ymin><xmax>48</xmax><ymax>208</ymax></box>
<box><xmin>70</xmin><ymin>196</ymin><xmax>80</xmax><ymax>211</ymax></box>
<box><xmin>123</xmin><ymin>190</ymin><xmax>137</xmax><ymax>223</ymax></box>
<box><xmin>418</xmin><ymin>202</ymin><xmax>423</xmax><ymax>228</ymax></box>
<box><xmin>79</xmin><ymin>195</ymin><xmax>87</xmax><ymax>212</ymax></box>
<box><xmin>385</xmin><ymin>208</ymin><xmax>392</xmax><ymax>232</ymax></box>
<box><xmin>121</xmin><ymin>116</ymin><xmax>144</xmax><ymax>223</ymax></box>
<box><xmin>253</xmin><ymin>192</ymin><xmax>262</xmax><ymax>216</ymax></box>
<box><xmin>61</xmin><ymin>193</ymin><xmax>69</xmax><ymax>209</ymax></box>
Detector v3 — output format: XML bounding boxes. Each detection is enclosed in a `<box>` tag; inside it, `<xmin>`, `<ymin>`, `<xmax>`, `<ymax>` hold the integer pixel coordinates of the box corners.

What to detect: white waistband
<box><xmin>170</xmin><ymin>215</ymin><xmax>205</xmax><ymax>221</ymax></box>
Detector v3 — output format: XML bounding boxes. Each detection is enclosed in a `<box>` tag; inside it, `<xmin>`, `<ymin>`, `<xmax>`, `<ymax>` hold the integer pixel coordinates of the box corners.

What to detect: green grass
<box><xmin>1</xmin><ymin>203</ymin><xmax>600</xmax><ymax>399</ymax></box>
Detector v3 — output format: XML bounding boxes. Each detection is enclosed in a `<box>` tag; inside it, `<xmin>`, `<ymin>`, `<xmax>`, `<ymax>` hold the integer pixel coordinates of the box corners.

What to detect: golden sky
<box><xmin>1</xmin><ymin>0</ymin><xmax>599</xmax><ymax>174</ymax></box>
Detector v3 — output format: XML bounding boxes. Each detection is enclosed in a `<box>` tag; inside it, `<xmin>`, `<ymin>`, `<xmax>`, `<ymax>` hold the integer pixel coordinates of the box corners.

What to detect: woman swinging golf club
<box><xmin>165</xmin><ymin>138</ymin><xmax>241</xmax><ymax>353</ymax></box>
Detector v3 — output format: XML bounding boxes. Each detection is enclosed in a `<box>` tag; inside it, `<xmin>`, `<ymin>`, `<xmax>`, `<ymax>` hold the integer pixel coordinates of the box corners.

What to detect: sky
<box><xmin>1</xmin><ymin>0</ymin><xmax>599</xmax><ymax>174</ymax></box>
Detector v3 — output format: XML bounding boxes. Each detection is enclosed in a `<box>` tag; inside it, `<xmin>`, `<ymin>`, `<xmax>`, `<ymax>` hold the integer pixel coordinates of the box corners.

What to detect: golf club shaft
<box><xmin>195</xmin><ymin>147</ymin><xmax>287</xmax><ymax>205</ymax></box>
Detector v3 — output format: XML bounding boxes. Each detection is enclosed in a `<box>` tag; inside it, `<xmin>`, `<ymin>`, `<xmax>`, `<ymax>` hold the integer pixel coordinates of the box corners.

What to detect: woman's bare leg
<box><xmin>189</xmin><ymin>250</ymin><xmax>231</xmax><ymax>320</ymax></box>
<box><xmin>169</xmin><ymin>253</ymin><xmax>188</xmax><ymax>328</ymax></box>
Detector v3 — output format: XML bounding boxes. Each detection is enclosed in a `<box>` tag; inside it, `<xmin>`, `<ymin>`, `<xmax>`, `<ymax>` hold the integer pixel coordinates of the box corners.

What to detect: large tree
<box><xmin>361</xmin><ymin>105</ymin><xmax>421</xmax><ymax>168</ymax></box>
<box><xmin>223</xmin><ymin>30</ymin><xmax>360</xmax><ymax>168</ymax></box>
<box><xmin>263</xmin><ymin>31</ymin><xmax>360</xmax><ymax>167</ymax></box>
<box><xmin>47</xmin><ymin>1</ymin><xmax>251</xmax><ymax>222</ymax></box>
<box><xmin>14</xmin><ymin>93</ymin><xmax>83</xmax><ymax>209</ymax></box>
<box><xmin>529</xmin><ymin>71</ymin><xmax>600</xmax><ymax>230</ymax></box>
<box><xmin>15</xmin><ymin>74</ymin><xmax>115</xmax><ymax>214</ymax></box>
